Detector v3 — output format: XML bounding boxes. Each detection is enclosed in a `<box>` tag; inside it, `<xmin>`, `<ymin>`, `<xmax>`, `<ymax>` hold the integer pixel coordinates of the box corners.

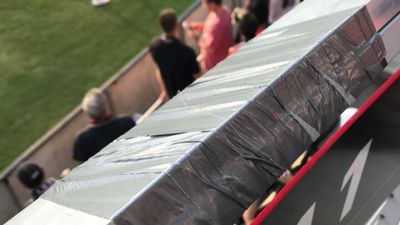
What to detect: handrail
<box><xmin>0</xmin><ymin>0</ymin><xmax>201</xmax><ymax>182</ymax></box>
<box><xmin>0</xmin><ymin>105</ymin><xmax>82</xmax><ymax>181</ymax></box>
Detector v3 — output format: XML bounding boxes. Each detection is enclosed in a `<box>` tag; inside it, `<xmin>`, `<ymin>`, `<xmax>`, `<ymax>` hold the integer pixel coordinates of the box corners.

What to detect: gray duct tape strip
<box><xmin>289</xmin><ymin>111</ymin><xmax>321</xmax><ymax>142</ymax></box>
<box><xmin>324</xmin><ymin>75</ymin><xmax>357</xmax><ymax>105</ymax></box>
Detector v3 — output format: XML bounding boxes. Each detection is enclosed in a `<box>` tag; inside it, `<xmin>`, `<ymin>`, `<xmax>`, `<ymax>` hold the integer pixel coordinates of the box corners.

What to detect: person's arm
<box><xmin>60</xmin><ymin>168</ymin><xmax>70</xmax><ymax>178</ymax></box>
<box><xmin>183</xmin><ymin>21</ymin><xmax>204</xmax><ymax>40</ymax></box>
<box><xmin>278</xmin><ymin>170</ymin><xmax>293</xmax><ymax>184</ymax></box>
<box><xmin>193</xmin><ymin>71</ymin><xmax>203</xmax><ymax>80</ymax></box>
<box><xmin>243</xmin><ymin>200</ymin><xmax>260</xmax><ymax>225</ymax></box>
<box><xmin>183</xmin><ymin>21</ymin><xmax>204</xmax><ymax>31</ymax></box>
<box><xmin>188</xmin><ymin>48</ymin><xmax>202</xmax><ymax>79</ymax></box>
<box><xmin>155</xmin><ymin>68</ymin><xmax>169</xmax><ymax>102</ymax></box>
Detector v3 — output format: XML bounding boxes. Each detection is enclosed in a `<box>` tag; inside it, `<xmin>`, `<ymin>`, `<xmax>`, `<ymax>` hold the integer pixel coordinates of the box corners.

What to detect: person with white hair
<box><xmin>73</xmin><ymin>88</ymin><xmax>136</xmax><ymax>162</ymax></box>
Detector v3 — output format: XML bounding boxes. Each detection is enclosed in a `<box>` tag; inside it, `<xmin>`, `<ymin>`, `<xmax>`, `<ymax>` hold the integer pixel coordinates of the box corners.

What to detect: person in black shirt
<box><xmin>149</xmin><ymin>8</ymin><xmax>200</xmax><ymax>100</ymax></box>
<box><xmin>73</xmin><ymin>88</ymin><xmax>136</xmax><ymax>162</ymax></box>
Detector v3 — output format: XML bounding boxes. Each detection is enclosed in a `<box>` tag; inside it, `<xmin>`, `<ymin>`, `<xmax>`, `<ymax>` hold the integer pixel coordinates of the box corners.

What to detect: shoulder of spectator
<box><xmin>114</xmin><ymin>115</ymin><xmax>137</xmax><ymax>126</ymax></box>
<box><xmin>75</xmin><ymin>124</ymin><xmax>91</xmax><ymax>139</ymax></box>
<box><xmin>149</xmin><ymin>36</ymin><xmax>162</xmax><ymax>51</ymax></box>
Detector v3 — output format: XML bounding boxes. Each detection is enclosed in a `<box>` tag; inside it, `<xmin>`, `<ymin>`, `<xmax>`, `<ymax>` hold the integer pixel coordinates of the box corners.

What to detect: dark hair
<box><xmin>239</xmin><ymin>13</ymin><xmax>258</xmax><ymax>41</ymax></box>
<box><xmin>158</xmin><ymin>8</ymin><xmax>177</xmax><ymax>33</ymax></box>
<box><xmin>248</xmin><ymin>0</ymin><xmax>269</xmax><ymax>26</ymax></box>
<box><xmin>17</xmin><ymin>163</ymin><xmax>44</xmax><ymax>189</ymax></box>
<box><xmin>206</xmin><ymin>0</ymin><xmax>222</xmax><ymax>5</ymax></box>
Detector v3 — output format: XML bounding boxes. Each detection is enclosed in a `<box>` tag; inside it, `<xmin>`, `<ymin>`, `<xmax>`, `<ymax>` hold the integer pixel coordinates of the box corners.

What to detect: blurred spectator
<box><xmin>73</xmin><ymin>88</ymin><xmax>136</xmax><ymax>162</ymax></box>
<box><xmin>229</xmin><ymin>13</ymin><xmax>258</xmax><ymax>55</ymax></box>
<box><xmin>185</xmin><ymin>0</ymin><xmax>233</xmax><ymax>71</ymax></box>
<box><xmin>150</xmin><ymin>8</ymin><xmax>200</xmax><ymax>100</ymax></box>
<box><xmin>17</xmin><ymin>163</ymin><xmax>56</xmax><ymax>200</ymax></box>
<box><xmin>247</xmin><ymin>0</ymin><xmax>270</xmax><ymax>34</ymax></box>
<box><xmin>269</xmin><ymin>0</ymin><xmax>300</xmax><ymax>24</ymax></box>
<box><xmin>241</xmin><ymin>170</ymin><xmax>292</xmax><ymax>225</ymax></box>
<box><xmin>231</xmin><ymin>0</ymin><xmax>269</xmax><ymax>36</ymax></box>
<box><xmin>231</xmin><ymin>0</ymin><xmax>250</xmax><ymax>21</ymax></box>
<box><xmin>232</xmin><ymin>0</ymin><xmax>300</xmax><ymax>36</ymax></box>
<box><xmin>291</xmin><ymin>107</ymin><xmax>357</xmax><ymax>174</ymax></box>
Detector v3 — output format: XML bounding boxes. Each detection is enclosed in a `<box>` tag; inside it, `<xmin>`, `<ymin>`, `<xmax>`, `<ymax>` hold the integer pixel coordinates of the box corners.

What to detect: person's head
<box><xmin>158</xmin><ymin>8</ymin><xmax>177</xmax><ymax>35</ymax></box>
<box><xmin>17</xmin><ymin>163</ymin><xmax>44</xmax><ymax>189</ymax></box>
<box><xmin>201</xmin><ymin>0</ymin><xmax>223</xmax><ymax>12</ymax></box>
<box><xmin>81</xmin><ymin>88</ymin><xmax>107</xmax><ymax>121</ymax></box>
<box><xmin>239</xmin><ymin>13</ymin><xmax>258</xmax><ymax>42</ymax></box>
<box><xmin>248</xmin><ymin>0</ymin><xmax>269</xmax><ymax>27</ymax></box>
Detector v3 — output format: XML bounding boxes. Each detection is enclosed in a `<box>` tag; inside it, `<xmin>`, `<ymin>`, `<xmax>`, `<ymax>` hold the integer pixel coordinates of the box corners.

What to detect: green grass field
<box><xmin>0</xmin><ymin>0</ymin><xmax>195</xmax><ymax>171</ymax></box>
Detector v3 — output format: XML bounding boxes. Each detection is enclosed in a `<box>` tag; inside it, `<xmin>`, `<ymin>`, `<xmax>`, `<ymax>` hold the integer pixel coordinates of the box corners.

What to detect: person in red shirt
<box><xmin>185</xmin><ymin>0</ymin><xmax>233</xmax><ymax>72</ymax></box>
